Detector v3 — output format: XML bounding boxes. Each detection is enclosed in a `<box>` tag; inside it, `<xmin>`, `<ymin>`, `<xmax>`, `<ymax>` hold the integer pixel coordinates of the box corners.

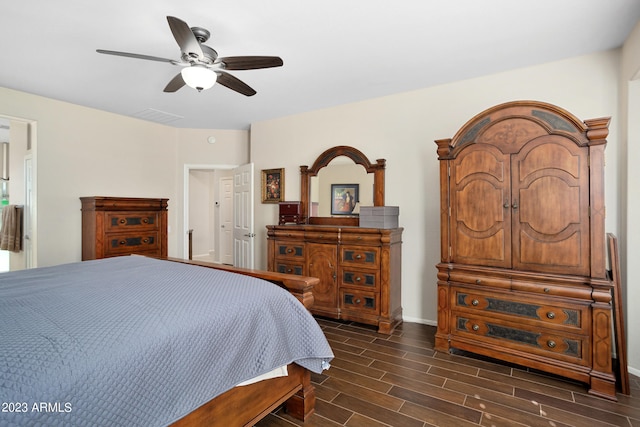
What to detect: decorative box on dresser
<box><xmin>434</xmin><ymin>101</ymin><xmax>617</xmax><ymax>400</ymax></box>
<box><xmin>81</xmin><ymin>196</ymin><xmax>168</xmax><ymax>260</ymax></box>
<box><xmin>267</xmin><ymin>224</ymin><xmax>403</xmax><ymax>334</ymax></box>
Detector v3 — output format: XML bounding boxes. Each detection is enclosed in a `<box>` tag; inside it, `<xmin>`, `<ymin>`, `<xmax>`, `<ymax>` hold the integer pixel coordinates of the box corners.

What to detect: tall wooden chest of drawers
<box><xmin>267</xmin><ymin>224</ymin><xmax>403</xmax><ymax>334</ymax></box>
<box><xmin>434</xmin><ymin>101</ymin><xmax>616</xmax><ymax>400</ymax></box>
<box><xmin>81</xmin><ymin>197</ymin><xmax>168</xmax><ymax>260</ymax></box>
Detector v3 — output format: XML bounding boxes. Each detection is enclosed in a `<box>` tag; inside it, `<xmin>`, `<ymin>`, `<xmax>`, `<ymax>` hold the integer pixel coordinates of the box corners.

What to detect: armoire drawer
<box><xmin>274</xmin><ymin>241</ymin><xmax>305</xmax><ymax>260</ymax></box>
<box><xmin>105</xmin><ymin>212</ymin><xmax>160</xmax><ymax>232</ymax></box>
<box><xmin>340</xmin><ymin>245</ymin><xmax>380</xmax><ymax>269</ymax></box>
<box><xmin>452</xmin><ymin>314</ymin><xmax>589</xmax><ymax>366</ymax></box>
<box><xmin>104</xmin><ymin>232</ymin><xmax>160</xmax><ymax>256</ymax></box>
<box><xmin>339</xmin><ymin>268</ymin><xmax>379</xmax><ymax>290</ymax></box>
<box><xmin>340</xmin><ymin>289</ymin><xmax>379</xmax><ymax>315</ymax></box>
<box><xmin>451</xmin><ymin>286</ymin><xmax>589</xmax><ymax>334</ymax></box>
<box><xmin>448</xmin><ymin>270</ymin><xmax>511</xmax><ymax>290</ymax></box>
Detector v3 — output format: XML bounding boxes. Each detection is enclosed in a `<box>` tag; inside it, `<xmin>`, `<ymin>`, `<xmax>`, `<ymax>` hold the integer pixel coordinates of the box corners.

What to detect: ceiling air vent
<box><xmin>132</xmin><ymin>108</ymin><xmax>184</xmax><ymax>125</ymax></box>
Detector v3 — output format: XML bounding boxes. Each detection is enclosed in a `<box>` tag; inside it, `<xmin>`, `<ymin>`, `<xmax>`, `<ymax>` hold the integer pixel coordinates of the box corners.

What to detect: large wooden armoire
<box><xmin>434</xmin><ymin>101</ymin><xmax>616</xmax><ymax>400</ymax></box>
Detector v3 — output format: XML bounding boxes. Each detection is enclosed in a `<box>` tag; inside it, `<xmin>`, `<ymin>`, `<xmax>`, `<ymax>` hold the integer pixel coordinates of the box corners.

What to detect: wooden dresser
<box><xmin>434</xmin><ymin>101</ymin><xmax>616</xmax><ymax>400</ymax></box>
<box><xmin>267</xmin><ymin>224</ymin><xmax>403</xmax><ymax>334</ymax></box>
<box><xmin>81</xmin><ymin>196</ymin><xmax>168</xmax><ymax>260</ymax></box>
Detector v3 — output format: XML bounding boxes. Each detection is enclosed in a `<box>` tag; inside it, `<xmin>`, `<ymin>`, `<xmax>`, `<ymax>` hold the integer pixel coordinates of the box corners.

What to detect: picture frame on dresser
<box><xmin>261</xmin><ymin>168</ymin><xmax>285</xmax><ymax>203</ymax></box>
<box><xmin>330</xmin><ymin>183</ymin><xmax>358</xmax><ymax>215</ymax></box>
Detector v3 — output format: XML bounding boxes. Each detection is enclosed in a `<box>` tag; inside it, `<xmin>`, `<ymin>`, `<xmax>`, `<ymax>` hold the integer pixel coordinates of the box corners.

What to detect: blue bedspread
<box><xmin>0</xmin><ymin>256</ymin><xmax>333</xmax><ymax>426</ymax></box>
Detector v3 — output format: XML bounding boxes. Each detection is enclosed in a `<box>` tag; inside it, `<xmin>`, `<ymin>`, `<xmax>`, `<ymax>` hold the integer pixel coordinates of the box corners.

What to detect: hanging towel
<box><xmin>0</xmin><ymin>205</ymin><xmax>22</xmax><ymax>252</ymax></box>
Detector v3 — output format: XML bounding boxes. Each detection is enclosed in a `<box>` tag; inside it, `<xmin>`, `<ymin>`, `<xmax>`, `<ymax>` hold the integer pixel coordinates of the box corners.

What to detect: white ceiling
<box><xmin>2</xmin><ymin>1</ymin><xmax>640</xmax><ymax>130</ymax></box>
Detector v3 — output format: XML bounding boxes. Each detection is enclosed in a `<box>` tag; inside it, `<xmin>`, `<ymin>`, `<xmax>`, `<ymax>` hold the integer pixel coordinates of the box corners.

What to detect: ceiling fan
<box><xmin>97</xmin><ymin>16</ymin><xmax>283</xmax><ymax>96</ymax></box>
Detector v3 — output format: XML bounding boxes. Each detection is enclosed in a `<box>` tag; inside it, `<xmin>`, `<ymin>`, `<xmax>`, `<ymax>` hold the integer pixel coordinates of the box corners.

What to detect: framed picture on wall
<box><xmin>261</xmin><ymin>168</ymin><xmax>285</xmax><ymax>203</ymax></box>
<box><xmin>331</xmin><ymin>184</ymin><xmax>359</xmax><ymax>215</ymax></box>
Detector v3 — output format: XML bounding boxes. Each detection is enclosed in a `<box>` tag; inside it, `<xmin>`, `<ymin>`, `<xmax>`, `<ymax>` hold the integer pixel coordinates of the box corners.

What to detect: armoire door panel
<box><xmin>511</xmin><ymin>136</ymin><xmax>590</xmax><ymax>275</ymax></box>
<box><xmin>451</xmin><ymin>145</ymin><xmax>511</xmax><ymax>267</ymax></box>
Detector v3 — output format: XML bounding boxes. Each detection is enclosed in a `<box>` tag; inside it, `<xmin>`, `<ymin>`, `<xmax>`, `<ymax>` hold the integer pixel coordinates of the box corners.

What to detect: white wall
<box><xmin>250</xmin><ymin>49</ymin><xmax>623</xmax><ymax>341</ymax></box>
<box><xmin>0</xmin><ymin>87</ymin><xmax>249</xmax><ymax>267</ymax></box>
<box><xmin>621</xmin><ymin>21</ymin><xmax>640</xmax><ymax>376</ymax></box>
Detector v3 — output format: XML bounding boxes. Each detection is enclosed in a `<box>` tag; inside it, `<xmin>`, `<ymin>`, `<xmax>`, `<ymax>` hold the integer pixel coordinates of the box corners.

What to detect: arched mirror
<box><xmin>300</xmin><ymin>146</ymin><xmax>385</xmax><ymax>225</ymax></box>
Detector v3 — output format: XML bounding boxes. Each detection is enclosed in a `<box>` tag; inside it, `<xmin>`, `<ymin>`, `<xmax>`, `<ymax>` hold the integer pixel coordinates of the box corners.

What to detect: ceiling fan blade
<box><xmin>96</xmin><ymin>49</ymin><xmax>176</xmax><ymax>63</ymax></box>
<box><xmin>216</xmin><ymin>72</ymin><xmax>256</xmax><ymax>96</ymax></box>
<box><xmin>167</xmin><ymin>16</ymin><xmax>204</xmax><ymax>60</ymax></box>
<box><xmin>163</xmin><ymin>73</ymin><xmax>186</xmax><ymax>93</ymax></box>
<box><xmin>218</xmin><ymin>56</ymin><xmax>283</xmax><ymax>70</ymax></box>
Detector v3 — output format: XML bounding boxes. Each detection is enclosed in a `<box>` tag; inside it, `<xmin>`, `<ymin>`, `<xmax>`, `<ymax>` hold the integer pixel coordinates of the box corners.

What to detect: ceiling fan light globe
<box><xmin>181</xmin><ymin>66</ymin><xmax>217</xmax><ymax>91</ymax></box>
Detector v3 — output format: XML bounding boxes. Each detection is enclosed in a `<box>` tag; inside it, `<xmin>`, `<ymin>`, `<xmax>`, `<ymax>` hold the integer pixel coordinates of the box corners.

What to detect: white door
<box><xmin>219</xmin><ymin>177</ymin><xmax>234</xmax><ymax>265</ymax></box>
<box><xmin>232</xmin><ymin>163</ymin><xmax>254</xmax><ymax>268</ymax></box>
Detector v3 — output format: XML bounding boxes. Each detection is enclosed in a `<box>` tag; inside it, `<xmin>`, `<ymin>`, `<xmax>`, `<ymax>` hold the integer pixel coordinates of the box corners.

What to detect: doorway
<box><xmin>183</xmin><ymin>163</ymin><xmax>254</xmax><ymax>268</ymax></box>
<box><xmin>186</xmin><ymin>166</ymin><xmax>232</xmax><ymax>264</ymax></box>
<box><xmin>0</xmin><ymin>115</ymin><xmax>36</xmax><ymax>271</ymax></box>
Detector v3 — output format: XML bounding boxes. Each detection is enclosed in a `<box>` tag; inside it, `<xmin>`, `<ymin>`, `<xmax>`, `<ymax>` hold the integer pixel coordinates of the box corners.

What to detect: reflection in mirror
<box><xmin>300</xmin><ymin>145</ymin><xmax>385</xmax><ymax>226</ymax></box>
<box><xmin>310</xmin><ymin>157</ymin><xmax>374</xmax><ymax>217</ymax></box>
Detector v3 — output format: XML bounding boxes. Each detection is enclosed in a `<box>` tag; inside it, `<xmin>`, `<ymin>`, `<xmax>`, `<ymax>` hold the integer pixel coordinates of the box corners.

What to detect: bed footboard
<box><xmin>165</xmin><ymin>257</ymin><xmax>317</xmax><ymax>308</ymax></box>
<box><xmin>170</xmin><ymin>363</ymin><xmax>315</xmax><ymax>426</ymax></box>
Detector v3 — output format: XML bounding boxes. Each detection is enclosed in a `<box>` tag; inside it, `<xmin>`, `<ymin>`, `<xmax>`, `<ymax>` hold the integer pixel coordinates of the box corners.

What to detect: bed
<box><xmin>0</xmin><ymin>256</ymin><xmax>333</xmax><ymax>426</ymax></box>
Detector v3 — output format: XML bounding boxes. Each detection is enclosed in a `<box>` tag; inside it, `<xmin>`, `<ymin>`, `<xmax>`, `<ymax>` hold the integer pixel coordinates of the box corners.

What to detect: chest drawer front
<box><xmin>275</xmin><ymin>261</ymin><xmax>305</xmax><ymax>276</ymax></box>
<box><xmin>340</xmin><ymin>289</ymin><xmax>379</xmax><ymax>314</ymax></box>
<box><xmin>452</xmin><ymin>287</ymin><xmax>587</xmax><ymax>333</ymax></box>
<box><xmin>275</xmin><ymin>241</ymin><xmax>305</xmax><ymax>259</ymax></box>
<box><xmin>105</xmin><ymin>212</ymin><xmax>160</xmax><ymax>232</ymax></box>
<box><xmin>339</xmin><ymin>268</ymin><xmax>379</xmax><ymax>290</ymax></box>
<box><xmin>453</xmin><ymin>314</ymin><xmax>588</xmax><ymax>365</ymax></box>
<box><xmin>105</xmin><ymin>232</ymin><xmax>160</xmax><ymax>256</ymax></box>
<box><xmin>340</xmin><ymin>246</ymin><xmax>380</xmax><ymax>269</ymax></box>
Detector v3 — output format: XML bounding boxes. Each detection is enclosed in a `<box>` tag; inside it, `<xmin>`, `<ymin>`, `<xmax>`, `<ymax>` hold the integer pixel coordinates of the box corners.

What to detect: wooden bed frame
<box><xmin>165</xmin><ymin>257</ymin><xmax>319</xmax><ymax>426</ymax></box>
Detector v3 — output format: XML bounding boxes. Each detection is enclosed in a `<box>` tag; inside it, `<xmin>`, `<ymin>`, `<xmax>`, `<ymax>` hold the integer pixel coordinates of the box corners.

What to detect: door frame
<box><xmin>218</xmin><ymin>176</ymin><xmax>234</xmax><ymax>265</ymax></box>
<box><xmin>183</xmin><ymin>164</ymin><xmax>237</xmax><ymax>260</ymax></box>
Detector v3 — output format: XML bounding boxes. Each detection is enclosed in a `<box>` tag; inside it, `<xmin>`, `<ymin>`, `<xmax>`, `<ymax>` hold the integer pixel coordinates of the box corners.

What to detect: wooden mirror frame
<box><xmin>300</xmin><ymin>145</ymin><xmax>385</xmax><ymax>225</ymax></box>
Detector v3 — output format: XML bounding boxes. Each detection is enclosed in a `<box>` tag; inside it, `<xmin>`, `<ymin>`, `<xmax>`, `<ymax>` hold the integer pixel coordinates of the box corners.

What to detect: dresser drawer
<box><xmin>340</xmin><ymin>246</ymin><xmax>380</xmax><ymax>269</ymax></box>
<box><xmin>452</xmin><ymin>314</ymin><xmax>589</xmax><ymax>366</ymax></box>
<box><xmin>340</xmin><ymin>289</ymin><xmax>379</xmax><ymax>315</ymax></box>
<box><xmin>104</xmin><ymin>232</ymin><xmax>161</xmax><ymax>256</ymax></box>
<box><xmin>340</xmin><ymin>233</ymin><xmax>382</xmax><ymax>245</ymax></box>
<box><xmin>274</xmin><ymin>261</ymin><xmax>305</xmax><ymax>276</ymax></box>
<box><xmin>451</xmin><ymin>286</ymin><xmax>588</xmax><ymax>334</ymax></box>
<box><xmin>304</xmin><ymin>230</ymin><xmax>338</xmax><ymax>243</ymax></box>
<box><xmin>274</xmin><ymin>241</ymin><xmax>305</xmax><ymax>260</ymax></box>
<box><xmin>272</xmin><ymin>229</ymin><xmax>306</xmax><ymax>240</ymax></box>
<box><xmin>105</xmin><ymin>211</ymin><xmax>160</xmax><ymax>232</ymax></box>
<box><xmin>339</xmin><ymin>268</ymin><xmax>379</xmax><ymax>290</ymax></box>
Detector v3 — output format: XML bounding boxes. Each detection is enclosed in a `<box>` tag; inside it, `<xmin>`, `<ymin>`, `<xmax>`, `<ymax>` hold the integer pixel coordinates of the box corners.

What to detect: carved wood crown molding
<box><xmin>435</xmin><ymin>100</ymin><xmax>611</xmax><ymax>159</ymax></box>
<box><xmin>301</xmin><ymin>145</ymin><xmax>385</xmax><ymax>176</ymax></box>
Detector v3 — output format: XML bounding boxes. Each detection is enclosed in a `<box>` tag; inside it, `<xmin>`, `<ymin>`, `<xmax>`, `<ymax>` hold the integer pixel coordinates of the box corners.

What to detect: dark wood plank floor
<box><xmin>256</xmin><ymin>318</ymin><xmax>640</xmax><ymax>427</ymax></box>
